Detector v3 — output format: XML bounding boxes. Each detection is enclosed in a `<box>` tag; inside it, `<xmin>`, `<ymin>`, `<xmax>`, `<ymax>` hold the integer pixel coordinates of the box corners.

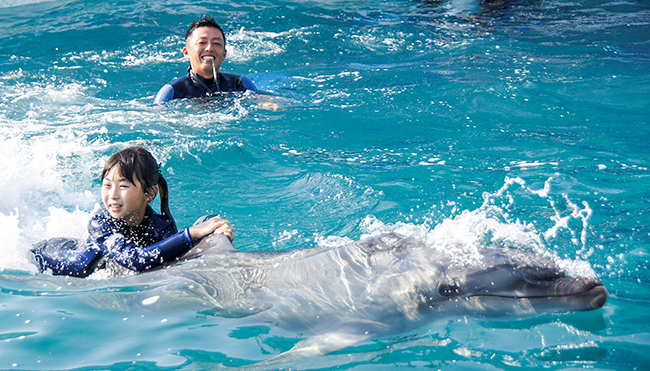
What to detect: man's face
<box><xmin>183</xmin><ymin>26</ymin><xmax>227</xmax><ymax>79</ymax></box>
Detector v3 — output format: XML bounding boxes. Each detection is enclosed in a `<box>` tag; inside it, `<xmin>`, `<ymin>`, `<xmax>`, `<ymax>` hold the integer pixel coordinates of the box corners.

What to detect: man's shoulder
<box><xmin>219</xmin><ymin>72</ymin><xmax>257</xmax><ymax>92</ymax></box>
<box><xmin>153</xmin><ymin>74</ymin><xmax>185</xmax><ymax>104</ymax></box>
<box><xmin>171</xmin><ymin>74</ymin><xmax>206</xmax><ymax>98</ymax></box>
<box><xmin>165</xmin><ymin>74</ymin><xmax>193</xmax><ymax>94</ymax></box>
<box><xmin>153</xmin><ymin>74</ymin><xmax>194</xmax><ymax>104</ymax></box>
<box><xmin>219</xmin><ymin>72</ymin><xmax>241</xmax><ymax>80</ymax></box>
<box><xmin>168</xmin><ymin>74</ymin><xmax>191</xmax><ymax>87</ymax></box>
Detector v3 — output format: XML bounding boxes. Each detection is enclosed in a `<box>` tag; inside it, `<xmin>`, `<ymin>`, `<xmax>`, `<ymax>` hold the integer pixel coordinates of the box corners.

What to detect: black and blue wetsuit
<box><xmin>153</xmin><ymin>69</ymin><xmax>256</xmax><ymax>104</ymax></box>
<box><xmin>32</xmin><ymin>205</ymin><xmax>195</xmax><ymax>277</ymax></box>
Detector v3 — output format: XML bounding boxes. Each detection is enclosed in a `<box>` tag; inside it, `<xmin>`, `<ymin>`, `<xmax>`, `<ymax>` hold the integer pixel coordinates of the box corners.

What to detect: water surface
<box><xmin>1</xmin><ymin>0</ymin><xmax>649</xmax><ymax>369</ymax></box>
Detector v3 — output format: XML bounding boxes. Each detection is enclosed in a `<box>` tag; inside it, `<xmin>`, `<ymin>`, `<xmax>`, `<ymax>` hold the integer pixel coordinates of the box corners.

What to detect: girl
<box><xmin>32</xmin><ymin>146</ymin><xmax>233</xmax><ymax>277</ymax></box>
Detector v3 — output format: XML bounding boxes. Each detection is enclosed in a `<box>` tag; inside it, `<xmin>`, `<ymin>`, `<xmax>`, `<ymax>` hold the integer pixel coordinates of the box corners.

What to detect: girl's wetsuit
<box><xmin>32</xmin><ymin>205</ymin><xmax>195</xmax><ymax>277</ymax></box>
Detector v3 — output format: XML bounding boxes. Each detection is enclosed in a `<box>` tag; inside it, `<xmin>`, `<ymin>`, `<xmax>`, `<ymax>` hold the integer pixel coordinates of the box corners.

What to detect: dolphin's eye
<box><xmin>438</xmin><ymin>280</ymin><xmax>460</xmax><ymax>297</ymax></box>
<box><xmin>518</xmin><ymin>265</ymin><xmax>565</xmax><ymax>282</ymax></box>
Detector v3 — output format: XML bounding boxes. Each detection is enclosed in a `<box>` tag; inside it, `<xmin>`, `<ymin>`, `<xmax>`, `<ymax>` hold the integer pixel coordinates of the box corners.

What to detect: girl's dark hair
<box><xmin>101</xmin><ymin>147</ymin><xmax>176</xmax><ymax>229</ymax></box>
<box><xmin>185</xmin><ymin>15</ymin><xmax>226</xmax><ymax>44</ymax></box>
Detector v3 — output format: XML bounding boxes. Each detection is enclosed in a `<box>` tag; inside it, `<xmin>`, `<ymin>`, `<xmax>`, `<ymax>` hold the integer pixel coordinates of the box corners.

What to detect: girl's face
<box><xmin>101</xmin><ymin>166</ymin><xmax>152</xmax><ymax>226</ymax></box>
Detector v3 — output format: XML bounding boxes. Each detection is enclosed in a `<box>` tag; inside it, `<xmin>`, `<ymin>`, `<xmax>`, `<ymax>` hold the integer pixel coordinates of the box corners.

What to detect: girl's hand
<box><xmin>188</xmin><ymin>216</ymin><xmax>234</xmax><ymax>242</ymax></box>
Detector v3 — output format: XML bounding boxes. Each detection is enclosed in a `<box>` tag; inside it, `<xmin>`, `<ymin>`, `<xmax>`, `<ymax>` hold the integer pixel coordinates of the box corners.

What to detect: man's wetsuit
<box><xmin>32</xmin><ymin>205</ymin><xmax>195</xmax><ymax>277</ymax></box>
<box><xmin>153</xmin><ymin>69</ymin><xmax>256</xmax><ymax>104</ymax></box>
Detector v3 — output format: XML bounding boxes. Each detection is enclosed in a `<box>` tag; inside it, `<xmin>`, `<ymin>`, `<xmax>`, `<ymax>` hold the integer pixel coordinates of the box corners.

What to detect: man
<box><xmin>153</xmin><ymin>16</ymin><xmax>257</xmax><ymax>104</ymax></box>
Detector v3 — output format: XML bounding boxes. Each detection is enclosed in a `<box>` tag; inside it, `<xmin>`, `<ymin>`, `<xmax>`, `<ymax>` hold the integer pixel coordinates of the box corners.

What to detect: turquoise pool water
<box><xmin>1</xmin><ymin>0</ymin><xmax>648</xmax><ymax>369</ymax></box>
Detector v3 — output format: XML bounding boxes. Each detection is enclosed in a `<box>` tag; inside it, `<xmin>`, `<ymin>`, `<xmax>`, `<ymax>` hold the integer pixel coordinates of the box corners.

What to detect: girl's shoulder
<box><xmin>145</xmin><ymin>205</ymin><xmax>176</xmax><ymax>233</ymax></box>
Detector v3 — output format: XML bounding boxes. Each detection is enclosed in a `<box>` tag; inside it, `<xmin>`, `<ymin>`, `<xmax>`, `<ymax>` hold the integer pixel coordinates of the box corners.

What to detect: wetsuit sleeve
<box><xmin>240</xmin><ymin>76</ymin><xmax>257</xmax><ymax>91</ymax></box>
<box><xmin>32</xmin><ymin>238</ymin><xmax>101</xmax><ymax>277</ymax></box>
<box><xmin>88</xmin><ymin>215</ymin><xmax>194</xmax><ymax>272</ymax></box>
<box><xmin>153</xmin><ymin>84</ymin><xmax>175</xmax><ymax>104</ymax></box>
<box><xmin>155</xmin><ymin>228</ymin><xmax>195</xmax><ymax>262</ymax></box>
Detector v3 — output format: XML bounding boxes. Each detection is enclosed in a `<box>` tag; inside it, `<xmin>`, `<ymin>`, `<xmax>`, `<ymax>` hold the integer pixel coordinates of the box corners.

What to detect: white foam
<box><xmin>0</xmin><ymin>0</ymin><xmax>56</xmax><ymax>9</ymax></box>
<box><xmin>0</xmin><ymin>210</ymin><xmax>33</xmax><ymax>271</ymax></box>
<box><xmin>226</xmin><ymin>27</ymin><xmax>296</xmax><ymax>63</ymax></box>
<box><xmin>357</xmin><ymin>177</ymin><xmax>598</xmax><ymax>278</ymax></box>
<box><xmin>44</xmin><ymin>206</ymin><xmax>94</xmax><ymax>240</ymax></box>
<box><xmin>0</xmin><ymin>133</ymin><xmax>99</xmax><ymax>271</ymax></box>
<box><xmin>116</xmin><ymin>36</ymin><xmax>187</xmax><ymax>68</ymax></box>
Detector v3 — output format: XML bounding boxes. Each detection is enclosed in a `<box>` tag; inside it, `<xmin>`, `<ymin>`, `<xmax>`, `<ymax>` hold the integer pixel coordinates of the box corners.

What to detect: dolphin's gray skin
<box><xmin>81</xmin><ymin>233</ymin><xmax>607</xmax><ymax>364</ymax></box>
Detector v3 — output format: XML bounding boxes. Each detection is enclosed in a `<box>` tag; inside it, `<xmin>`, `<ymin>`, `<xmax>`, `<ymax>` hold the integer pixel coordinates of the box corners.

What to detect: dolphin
<box><xmin>75</xmin><ymin>232</ymin><xmax>607</xmax><ymax>364</ymax></box>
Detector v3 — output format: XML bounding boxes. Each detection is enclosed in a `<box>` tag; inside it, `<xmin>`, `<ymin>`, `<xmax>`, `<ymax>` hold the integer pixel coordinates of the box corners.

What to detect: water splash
<box><xmin>0</xmin><ymin>134</ymin><xmax>99</xmax><ymax>271</ymax></box>
<box><xmin>227</xmin><ymin>27</ymin><xmax>296</xmax><ymax>63</ymax></box>
<box><xmin>357</xmin><ymin>176</ymin><xmax>597</xmax><ymax>278</ymax></box>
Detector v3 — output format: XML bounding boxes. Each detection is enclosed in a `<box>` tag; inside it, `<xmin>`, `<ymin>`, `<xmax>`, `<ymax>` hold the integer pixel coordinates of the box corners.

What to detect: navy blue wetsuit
<box><xmin>32</xmin><ymin>206</ymin><xmax>195</xmax><ymax>277</ymax></box>
<box><xmin>153</xmin><ymin>70</ymin><xmax>256</xmax><ymax>104</ymax></box>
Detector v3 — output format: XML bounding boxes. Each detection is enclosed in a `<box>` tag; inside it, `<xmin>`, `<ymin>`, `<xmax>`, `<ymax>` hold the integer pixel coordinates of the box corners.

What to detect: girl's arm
<box><xmin>88</xmin><ymin>214</ymin><xmax>194</xmax><ymax>272</ymax></box>
<box><xmin>88</xmin><ymin>213</ymin><xmax>234</xmax><ymax>272</ymax></box>
<box><xmin>189</xmin><ymin>216</ymin><xmax>234</xmax><ymax>241</ymax></box>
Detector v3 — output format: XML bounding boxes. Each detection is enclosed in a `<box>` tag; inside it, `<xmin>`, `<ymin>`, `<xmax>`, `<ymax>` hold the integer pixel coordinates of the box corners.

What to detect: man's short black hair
<box><xmin>185</xmin><ymin>15</ymin><xmax>226</xmax><ymax>44</ymax></box>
